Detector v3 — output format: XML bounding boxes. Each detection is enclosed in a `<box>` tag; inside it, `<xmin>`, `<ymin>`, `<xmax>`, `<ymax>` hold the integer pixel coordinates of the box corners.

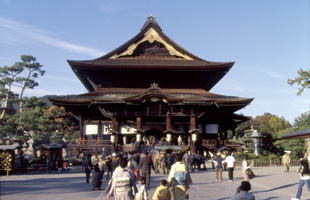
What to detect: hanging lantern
<box><xmin>110</xmin><ymin>135</ymin><xmax>116</xmax><ymax>143</ymax></box>
<box><xmin>192</xmin><ymin>133</ymin><xmax>198</xmax><ymax>142</ymax></box>
<box><xmin>167</xmin><ymin>133</ymin><xmax>172</xmax><ymax>142</ymax></box>
<box><xmin>136</xmin><ymin>133</ymin><xmax>142</xmax><ymax>142</ymax></box>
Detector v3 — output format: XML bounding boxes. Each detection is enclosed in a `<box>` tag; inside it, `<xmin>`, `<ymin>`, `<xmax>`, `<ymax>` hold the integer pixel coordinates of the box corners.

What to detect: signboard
<box><xmin>84</xmin><ymin>124</ymin><xmax>98</xmax><ymax>135</ymax></box>
<box><xmin>102</xmin><ymin>124</ymin><xmax>112</xmax><ymax>135</ymax></box>
<box><xmin>120</xmin><ymin>124</ymin><xmax>137</xmax><ymax>134</ymax></box>
<box><xmin>205</xmin><ymin>124</ymin><xmax>219</xmax><ymax>134</ymax></box>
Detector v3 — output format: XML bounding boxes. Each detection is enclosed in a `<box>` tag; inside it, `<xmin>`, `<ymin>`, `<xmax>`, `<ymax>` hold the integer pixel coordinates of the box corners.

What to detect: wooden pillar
<box><xmin>137</xmin><ymin>116</ymin><xmax>141</xmax><ymax>130</ymax></box>
<box><xmin>166</xmin><ymin>114</ymin><xmax>171</xmax><ymax>130</ymax></box>
<box><xmin>112</xmin><ymin>117</ymin><xmax>117</xmax><ymax>152</ymax></box>
<box><xmin>79</xmin><ymin>115</ymin><xmax>83</xmax><ymax>144</ymax></box>
<box><xmin>97</xmin><ymin>120</ymin><xmax>101</xmax><ymax>144</ymax></box>
<box><xmin>190</xmin><ymin>114</ymin><xmax>196</xmax><ymax>130</ymax></box>
<box><xmin>190</xmin><ymin>114</ymin><xmax>196</xmax><ymax>154</ymax></box>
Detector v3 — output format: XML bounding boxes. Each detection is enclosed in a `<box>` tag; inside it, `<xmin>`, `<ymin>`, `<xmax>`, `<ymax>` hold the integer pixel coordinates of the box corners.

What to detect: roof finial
<box><xmin>147</xmin><ymin>14</ymin><xmax>156</xmax><ymax>21</ymax></box>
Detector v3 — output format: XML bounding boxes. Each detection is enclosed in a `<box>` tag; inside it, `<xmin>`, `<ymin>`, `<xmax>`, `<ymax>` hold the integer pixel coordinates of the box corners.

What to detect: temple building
<box><xmin>49</xmin><ymin>16</ymin><xmax>253</xmax><ymax>156</ymax></box>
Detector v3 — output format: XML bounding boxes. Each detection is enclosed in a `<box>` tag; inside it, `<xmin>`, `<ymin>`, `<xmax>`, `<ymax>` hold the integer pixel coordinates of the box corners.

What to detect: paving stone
<box><xmin>1</xmin><ymin>164</ymin><xmax>309</xmax><ymax>200</ymax></box>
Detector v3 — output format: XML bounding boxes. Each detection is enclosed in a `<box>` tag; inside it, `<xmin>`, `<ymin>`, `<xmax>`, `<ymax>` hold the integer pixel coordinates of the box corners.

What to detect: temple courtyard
<box><xmin>1</xmin><ymin>164</ymin><xmax>308</xmax><ymax>200</ymax></box>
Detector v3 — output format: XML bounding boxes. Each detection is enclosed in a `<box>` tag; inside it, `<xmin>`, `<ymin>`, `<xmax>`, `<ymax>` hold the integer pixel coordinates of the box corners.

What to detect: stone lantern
<box><xmin>250</xmin><ymin>130</ymin><xmax>263</xmax><ymax>156</ymax></box>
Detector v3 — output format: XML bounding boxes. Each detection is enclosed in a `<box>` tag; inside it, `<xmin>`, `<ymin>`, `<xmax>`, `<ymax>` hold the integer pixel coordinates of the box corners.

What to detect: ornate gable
<box><xmin>124</xmin><ymin>83</ymin><xmax>183</xmax><ymax>103</ymax></box>
<box><xmin>109</xmin><ymin>27</ymin><xmax>194</xmax><ymax>60</ymax></box>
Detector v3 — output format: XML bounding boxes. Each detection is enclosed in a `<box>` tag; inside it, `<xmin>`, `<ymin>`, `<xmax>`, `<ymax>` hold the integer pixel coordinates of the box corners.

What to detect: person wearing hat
<box><xmin>232</xmin><ymin>181</ymin><xmax>255</xmax><ymax>200</ymax></box>
<box><xmin>111</xmin><ymin>153</ymin><xmax>120</xmax><ymax>174</ymax></box>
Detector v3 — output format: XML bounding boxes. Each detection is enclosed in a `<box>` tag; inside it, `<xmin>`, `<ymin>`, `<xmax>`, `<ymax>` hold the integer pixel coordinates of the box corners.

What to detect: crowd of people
<box><xmin>80</xmin><ymin>149</ymin><xmax>262</xmax><ymax>200</ymax></box>
<box><xmin>79</xmin><ymin>140</ymin><xmax>310</xmax><ymax>200</ymax></box>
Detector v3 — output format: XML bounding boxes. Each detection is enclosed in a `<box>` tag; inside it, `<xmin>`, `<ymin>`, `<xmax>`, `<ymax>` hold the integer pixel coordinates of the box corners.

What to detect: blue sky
<box><xmin>0</xmin><ymin>0</ymin><xmax>309</xmax><ymax>124</ymax></box>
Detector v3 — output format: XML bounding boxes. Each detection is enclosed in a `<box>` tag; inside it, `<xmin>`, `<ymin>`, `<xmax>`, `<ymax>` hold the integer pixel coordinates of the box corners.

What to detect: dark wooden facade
<box><xmin>50</xmin><ymin>16</ymin><xmax>253</xmax><ymax>155</ymax></box>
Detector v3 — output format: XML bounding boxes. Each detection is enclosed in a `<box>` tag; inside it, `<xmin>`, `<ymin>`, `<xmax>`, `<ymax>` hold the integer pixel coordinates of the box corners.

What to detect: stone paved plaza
<box><xmin>1</xmin><ymin>164</ymin><xmax>310</xmax><ymax>200</ymax></box>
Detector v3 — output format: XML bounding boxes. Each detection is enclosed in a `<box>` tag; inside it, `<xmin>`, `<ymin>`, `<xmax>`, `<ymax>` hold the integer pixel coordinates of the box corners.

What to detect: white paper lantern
<box><xmin>110</xmin><ymin>135</ymin><xmax>116</xmax><ymax>143</ymax></box>
<box><xmin>167</xmin><ymin>133</ymin><xmax>172</xmax><ymax>142</ymax></box>
<box><xmin>136</xmin><ymin>134</ymin><xmax>141</xmax><ymax>142</ymax></box>
<box><xmin>192</xmin><ymin>133</ymin><xmax>197</xmax><ymax>142</ymax></box>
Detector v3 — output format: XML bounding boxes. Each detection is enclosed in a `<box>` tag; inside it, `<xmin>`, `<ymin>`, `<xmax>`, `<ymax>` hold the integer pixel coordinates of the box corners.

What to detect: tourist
<box><xmin>291</xmin><ymin>154</ymin><xmax>310</xmax><ymax>200</ymax></box>
<box><xmin>138</xmin><ymin>152</ymin><xmax>154</xmax><ymax>190</ymax></box>
<box><xmin>90</xmin><ymin>164</ymin><xmax>103</xmax><ymax>190</ymax></box>
<box><xmin>167</xmin><ymin>154</ymin><xmax>192</xmax><ymax>200</ymax></box>
<box><xmin>225</xmin><ymin>153</ymin><xmax>236</xmax><ymax>182</ymax></box>
<box><xmin>111</xmin><ymin>153</ymin><xmax>120</xmax><ymax>173</ymax></box>
<box><xmin>106</xmin><ymin>157</ymin><xmax>112</xmax><ymax>180</ymax></box>
<box><xmin>160</xmin><ymin>153</ymin><xmax>167</xmax><ymax>175</ymax></box>
<box><xmin>98</xmin><ymin>158</ymin><xmax>106</xmax><ymax>175</ymax></box>
<box><xmin>135</xmin><ymin>176</ymin><xmax>148</xmax><ymax>200</ymax></box>
<box><xmin>83</xmin><ymin>154</ymin><xmax>93</xmax><ymax>183</ymax></box>
<box><xmin>183</xmin><ymin>151</ymin><xmax>190</xmax><ymax>170</ymax></box>
<box><xmin>195</xmin><ymin>152</ymin><xmax>202</xmax><ymax>171</ymax></box>
<box><xmin>304</xmin><ymin>152</ymin><xmax>310</xmax><ymax>161</ymax></box>
<box><xmin>201</xmin><ymin>153</ymin><xmax>207</xmax><ymax>170</ymax></box>
<box><xmin>282</xmin><ymin>152</ymin><xmax>290</xmax><ymax>172</ymax></box>
<box><xmin>153</xmin><ymin>153</ymin><xmax>160</xmax><ymax>174</ymax></box>
<box><xmin>241</xmin><ymin>155</ymin><xmax>253</xmax><ymax>181</ymax></box>
<box><xmin>214</xmin><ymin>152</ymin><xmax>224</xmax><ymax>181</ymax></box>
<box><xmin>221</xmin><ymin>151</ymin><xmax>227</xmax><ymax>171</ymax></box>
<box><xmin>128</xmin><ymin>162</ymin><xmax>138</xmax><ymax>182</ymax></box>
<box><xmin>166</xmin><ymin>154</ymin><xmax>174</xmax><ymax>174</ymax></box>
<box><xmin>152</xmin><ymin>179</ymin><xmax>171</xmax><ymax>200</ymax></box>
<box><xmin>232</xmin><ymin>181</ymin><xmax>255</xmax><ymax>200</ymax></box>
<box><xmin>107</xmin><ymin>157</ymin><xmax>137</xmax><ymax>200</ymax></box>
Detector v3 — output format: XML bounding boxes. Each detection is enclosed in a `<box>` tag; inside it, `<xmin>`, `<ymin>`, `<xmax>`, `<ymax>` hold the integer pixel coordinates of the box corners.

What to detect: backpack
<box><xmin>173</xmin><ymin>171</ymin><xmax>187</xmax><ymax>186</ymax></box>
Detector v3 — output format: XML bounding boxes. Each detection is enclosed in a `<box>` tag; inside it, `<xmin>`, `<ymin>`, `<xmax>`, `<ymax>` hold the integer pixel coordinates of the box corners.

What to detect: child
<box><xmin>129</xmin><ymin>162</ymin><xmax>139</xmax><ymax>182</ymax></box>
<box><xmin>135</xmin><ymin>176</ymin><xmax>148</xmax><ymax>200</ymax></box>
<box><xmin>152</xmin><ymin>179</ymin><xmax>171</xmax><ymax>200</ymax></box>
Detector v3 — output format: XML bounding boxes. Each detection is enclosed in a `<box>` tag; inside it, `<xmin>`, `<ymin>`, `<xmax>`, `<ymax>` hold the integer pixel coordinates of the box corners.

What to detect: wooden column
<box><xmin>112</xmin><ymin>116</ymin><xmax>117</xmax><ymax>152</ymax></box>
<box><xmin>97</xmin><ymin>120</ymin><xmax>101</xmax><ymax>144</ymax></box>
<box><xmin>166</xmin><ymin>114</ymin><xmax>171</xmax><ymax>130</ymax></box>
<box><xmin>190</xmin><ymin>114</ymin><xmax>196</xmax><ymax>130</ymax></box>
<box><xmin>79</xmin><ymin>115</ymin><xmax>83</xmax><ymax>144</ymax></box>
<box><xmin>190</xmin><ymin>114</ymin><xmax>196</xmax><ymax>154</ymax></box>
<box><xmin>137</xmin><ymin>116</ymin><xmax>141</xmax><ymax>130</ymax></box>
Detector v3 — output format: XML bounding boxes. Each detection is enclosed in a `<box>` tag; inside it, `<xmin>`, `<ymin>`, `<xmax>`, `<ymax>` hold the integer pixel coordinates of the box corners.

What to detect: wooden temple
<box><xmin>49</xmin><ymin>15</ymin><xmax>253</xmax><ymax>156</ymax></box>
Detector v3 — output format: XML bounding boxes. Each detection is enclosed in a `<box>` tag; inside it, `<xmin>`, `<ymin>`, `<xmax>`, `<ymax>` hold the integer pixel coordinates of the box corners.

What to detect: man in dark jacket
<box><xmin>83</xmin><ymin>154</ymin><xmax>93</xmax><ymax>183</ymax></box>
<box><xmin>111</xmin><ymin>153</ymin><xmax>119</xmax><ymax>174</ymax></box>
<box><xmin>138</xmin><ymin>152</ymin><xmax>154</xmax><ymax>189</ymax></box>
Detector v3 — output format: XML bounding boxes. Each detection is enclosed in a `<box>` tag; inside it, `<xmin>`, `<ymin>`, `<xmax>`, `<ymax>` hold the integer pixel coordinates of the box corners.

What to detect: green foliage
<box><xmin>0</xmin><ymin>55</ymin><xmax>45</xmax><ymax>118</ymax></box>
<box><xmin>288</xmin><ymin>68</ymin><xmax>310</xmax><ymax>96</ymax></box>
<box><xmin>294</xmin><ymin>111</ymin><xmax>310</xmax><ymax>130</ymax></box>
<box><xmin>235</xmin><ymin>152</ymin><xmax>282</xmax><ymax>162</ymax></box>
<box><xmin>274</xmin><ymin>138</ymin><xmax>306</xmax><ymax>158</ymax></box>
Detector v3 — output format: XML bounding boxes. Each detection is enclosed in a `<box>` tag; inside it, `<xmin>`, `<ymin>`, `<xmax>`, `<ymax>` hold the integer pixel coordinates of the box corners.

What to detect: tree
<box><xmin>43</xmin><ymin>106</ymin><xmax>76</xmax><ymax>141</ymax></box>
<box><xmin>293</xmin><ymin>111</ymin><xmax>310</xmax><ymax>130</ymax></box>
<box><xmin>14</xmin><ymin>55</ymin><xmax>45</xmax><ymax>113</ymax></box>
<box><xmin>0</xmin><ymin>97</ymin><xmax>77</xmax><ymax>157</ymax></box>
<box><xmin>288</xmin><ymin>68</ymin><xmax>310</xmax><ymax>96</ymax></box>
<box><xmin>0</xmin><ymin>64</ymin><xmax>23</xmax><ymax>119</ymax></box>
<box><xmin>0</xmin><ymin>55</ymin><xmax>45</xmax><ymax>119</ymax></box>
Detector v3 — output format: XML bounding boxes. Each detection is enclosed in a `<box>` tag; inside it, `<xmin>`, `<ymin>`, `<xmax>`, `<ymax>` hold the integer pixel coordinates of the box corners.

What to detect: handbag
<box><xmin>245</xmin><ymin>168</ymin><xmax>255</xmax><ymax>179</ymax></box>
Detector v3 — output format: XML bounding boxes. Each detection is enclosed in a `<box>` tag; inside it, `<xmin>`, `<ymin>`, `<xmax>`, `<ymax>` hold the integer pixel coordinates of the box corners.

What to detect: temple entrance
<box><xmin>144</xmin><ymin>128</ymin><xmax>164</xmax><ymax>144</ymax></box>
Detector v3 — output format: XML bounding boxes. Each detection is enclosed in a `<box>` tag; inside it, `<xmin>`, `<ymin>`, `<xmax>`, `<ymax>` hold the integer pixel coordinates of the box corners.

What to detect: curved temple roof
<box><xmin>281</xmin><ymin>129</ymin><xmax>310</xmax><ymax>139</ymax></box>
<box><xmin>68</xmin><ymin>16</ymin><xmax>235</xmax><ymax>92</ymax></box>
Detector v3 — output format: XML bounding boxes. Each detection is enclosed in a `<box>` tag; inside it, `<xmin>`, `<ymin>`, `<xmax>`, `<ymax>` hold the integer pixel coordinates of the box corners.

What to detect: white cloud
<box><xmin>0</xmin><ymin>17</ymin><xmax>106</xmax><ymax>57</ymax></box>
<box><xmin>258</xmin><ymin>68</ymin><xmax>285</xmax><ymax>79</ymax></box>
<box><xmin>94</xmin><ymin>1</ymin><xmax>121</xmax><ymax>14</ymax></box>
